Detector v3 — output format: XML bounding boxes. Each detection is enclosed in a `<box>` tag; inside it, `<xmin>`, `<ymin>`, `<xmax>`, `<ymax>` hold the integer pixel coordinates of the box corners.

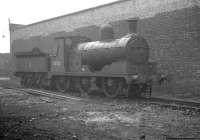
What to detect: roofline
<box><xmin>15</xmin><ymin>0</ymin><xmax>130</xmax><ymax>30</ymax></box>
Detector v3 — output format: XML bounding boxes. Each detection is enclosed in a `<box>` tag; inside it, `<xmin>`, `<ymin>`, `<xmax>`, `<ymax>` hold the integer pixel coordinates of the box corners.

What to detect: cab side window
<box><xmin>50</xmin><ymin>39</ymin><xmax>63</xmax><ymax>56</ymax></box>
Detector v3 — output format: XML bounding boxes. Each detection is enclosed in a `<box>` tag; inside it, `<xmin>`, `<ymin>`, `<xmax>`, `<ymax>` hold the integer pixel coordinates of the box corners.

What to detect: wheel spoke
<box><xmin>38</xmin><ymin>76</ymin><xmax>45</xmax><ymax>89</ymax></box>
<box><xmin>55</xmin><ymin>77</ymin><xmax>69</xmax><ymax>92</ymax></box>
<box><xmin>80</xmin><ymin>78</ymin><xmax>91</xmax><ymax>97</ymax></box>
<box><xmin>20</xmin><ymin>76</ymin><xmax>25</xmax><ymax>87</ymax></box>
<box><xmin>103</xmin><ymin>78</ymin><xmax>120</xmax><ymax>98</ymax></box>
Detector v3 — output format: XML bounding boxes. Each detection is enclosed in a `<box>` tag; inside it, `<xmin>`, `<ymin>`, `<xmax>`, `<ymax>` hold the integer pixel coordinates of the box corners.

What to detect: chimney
<box><xmin>127</xmin><ymin>17</ymin><xmax>139</xmax><ymax>34</ymax></box>
<box><xmin>100</xmin><ymin>24</ymin><xmax>114</xmax><ymax>41</ymax></box>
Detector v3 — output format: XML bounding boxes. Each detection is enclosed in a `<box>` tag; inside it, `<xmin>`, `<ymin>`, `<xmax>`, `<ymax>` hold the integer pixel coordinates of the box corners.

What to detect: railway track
<box><xmin>1</xmin><ymin>85</ymin><xmax>200</xmax><ymax>112</ymax></box>
<box><xmin>0</xmin><ymin>85</ymin><xmax>83</xmax><ymax>101</ymax></box>
<box><xmin>138</xmin><ymin>97</ymin><xmax>200</xmax><ymax>112</ymax></box>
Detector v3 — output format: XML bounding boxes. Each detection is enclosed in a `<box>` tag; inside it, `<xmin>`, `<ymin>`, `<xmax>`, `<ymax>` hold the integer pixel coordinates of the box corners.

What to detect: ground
<box><xmin>0</xmin><ymin>78</ymin><xmax>200</xmax><ymax>140</ymax></box>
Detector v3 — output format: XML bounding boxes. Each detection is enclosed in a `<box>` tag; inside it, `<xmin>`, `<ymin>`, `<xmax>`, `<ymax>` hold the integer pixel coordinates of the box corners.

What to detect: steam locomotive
<box><xmin>14</xmin><ymin>18</ymin><xmax>157</xmax><ymax>98</ymax></box>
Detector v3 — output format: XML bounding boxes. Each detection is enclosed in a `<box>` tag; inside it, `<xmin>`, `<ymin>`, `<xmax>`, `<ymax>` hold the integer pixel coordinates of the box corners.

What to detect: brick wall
<box><xmin>139</xmin><ymin>6</ymin><xmax>200</xmax><ymax>79</ymax></box>
<box><xmin>11</xmin><ymin>0</ymin><xmax>197</xmax><ymax>40</ymax></box>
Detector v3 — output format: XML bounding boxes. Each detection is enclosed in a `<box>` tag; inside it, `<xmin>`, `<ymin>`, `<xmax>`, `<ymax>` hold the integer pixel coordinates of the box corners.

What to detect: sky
<box><xmin>0</xmin><ymin>0</ymin><xmax>117</xmax><ymax>53</ymax></box>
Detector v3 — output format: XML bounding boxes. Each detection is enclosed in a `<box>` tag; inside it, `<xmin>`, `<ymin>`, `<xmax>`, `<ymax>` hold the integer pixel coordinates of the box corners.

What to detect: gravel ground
<box><xmin>0</xmin><ymin>85</ymin><xmax>200</xmax><ymax>140</ymax></box>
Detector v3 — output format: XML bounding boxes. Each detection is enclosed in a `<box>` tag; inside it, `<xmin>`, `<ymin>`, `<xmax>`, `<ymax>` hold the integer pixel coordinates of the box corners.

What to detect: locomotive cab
<box><xmin>50</xmin><ymin>36</ymin><xmax>91</xmax><ymax>73</ymax></box>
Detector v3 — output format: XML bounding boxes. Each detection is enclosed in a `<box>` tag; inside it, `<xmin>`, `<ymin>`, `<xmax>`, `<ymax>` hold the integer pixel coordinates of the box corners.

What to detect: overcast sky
<box><xmin>0</xmin><ymin>0</ymin><xmax>117</xmax><ymax>53</ymax></box>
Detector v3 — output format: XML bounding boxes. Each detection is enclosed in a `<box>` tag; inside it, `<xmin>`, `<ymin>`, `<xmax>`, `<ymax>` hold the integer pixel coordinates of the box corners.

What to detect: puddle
<box><xmin>18</xmin><ymin>97</ymin><xmax>47</xmax><ymax>104</ymax></box>
<box><xmin>0</xmin><ymin>91</ymin><xmax>6</xmax><ymax>95</ymax></box>
<box><xmin>114</xmin><ymin>112</ymin><xmax>142</xmax><ymax>123</ymax></box>
<box><xmin>0</xmin><ymin>77</ymin><xmax>10</xmax><ymax>80</ymax></box>
<box><xmin>72</xmin><ymin>111</ymin><xmax>143</xmax><ymax>126</ymax></box>
<box><xmin>68</xmin><ymin>110</ymin><xmax>169</xmax><ymax>131</ymax></box>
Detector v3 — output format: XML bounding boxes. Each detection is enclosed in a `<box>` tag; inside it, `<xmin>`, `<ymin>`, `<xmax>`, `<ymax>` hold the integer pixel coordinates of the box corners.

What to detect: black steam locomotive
<box><xmin>14</xmin><ymin>19</ymin><xmax>157</xmax><ymax>98</ymax></box>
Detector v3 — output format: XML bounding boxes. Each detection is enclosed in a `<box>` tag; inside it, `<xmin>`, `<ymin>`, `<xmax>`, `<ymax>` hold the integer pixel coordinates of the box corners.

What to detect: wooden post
<box><xmin>8</xmin><ymin>18</ymin><xmax>11</xmax><ymax>54</ymax></box>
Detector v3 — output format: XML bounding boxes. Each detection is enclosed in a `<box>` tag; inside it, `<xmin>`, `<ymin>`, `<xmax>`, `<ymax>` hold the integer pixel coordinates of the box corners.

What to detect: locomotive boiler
<box><xmin>78</xmin><ymin>33</ymin><xmax>149</xmax><ymax>72</ymax></box>
<box><xmin>14</xmin><ymin>18</ymin><xmax>156</xmax><ymax>98</ymax></box>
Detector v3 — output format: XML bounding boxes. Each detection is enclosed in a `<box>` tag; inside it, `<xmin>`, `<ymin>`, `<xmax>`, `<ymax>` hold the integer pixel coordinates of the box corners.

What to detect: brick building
<box><xmin>0</xmin><ymin>53</ymin><xmax>11</xmax><ymax>76</ymax></box>
<box><xmin>10</xmin><ymin>23</ymin><xmax>25</xmax><ymax>31</ymax></box>
<box><xmin>11</xmin><ymin>0</ymin><xmax>200</xmax><ymax>93</ymax></box>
